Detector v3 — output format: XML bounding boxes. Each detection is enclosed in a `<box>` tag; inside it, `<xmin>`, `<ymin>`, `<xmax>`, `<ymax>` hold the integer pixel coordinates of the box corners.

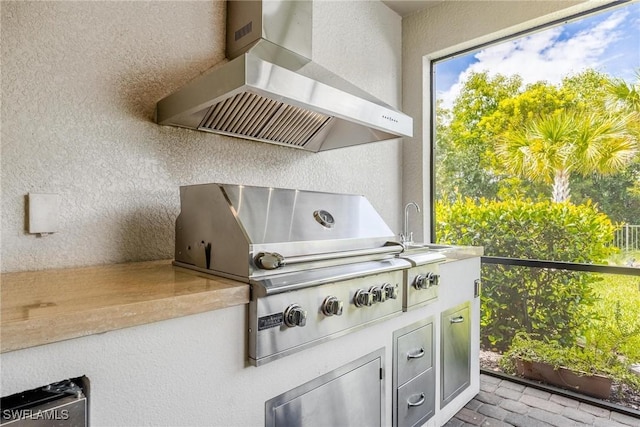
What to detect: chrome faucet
<box><xmin>401</xmin><ymin>202</ymin><xmax>420</xmax><ymax>244</ymax></box>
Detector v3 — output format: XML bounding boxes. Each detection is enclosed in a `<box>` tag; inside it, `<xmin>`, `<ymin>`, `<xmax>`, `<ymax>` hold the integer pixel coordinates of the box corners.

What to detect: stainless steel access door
<box><xmin>440</xmin><ymin>301</ymin><xmax>471</xmax><ymax>408</ymax></box>
<box><xmin>265</xmin><ymin>349</ymin><xmax>384</xmax><ymax>427</ymax></box>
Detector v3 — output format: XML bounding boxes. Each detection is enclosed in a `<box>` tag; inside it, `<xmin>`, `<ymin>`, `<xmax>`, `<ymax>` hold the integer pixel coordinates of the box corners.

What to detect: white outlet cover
<box><xmin>28</xmin><ymin>193</ymin><xmax>60</xmax><ymax>234</ymax></box>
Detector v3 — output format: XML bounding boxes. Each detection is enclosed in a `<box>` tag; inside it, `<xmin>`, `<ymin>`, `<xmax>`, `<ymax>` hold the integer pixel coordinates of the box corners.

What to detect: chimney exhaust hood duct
<box><xmin>155</xmin><ymin>0</ymin><xmax>413</xmax><ymax>152</ymax></box>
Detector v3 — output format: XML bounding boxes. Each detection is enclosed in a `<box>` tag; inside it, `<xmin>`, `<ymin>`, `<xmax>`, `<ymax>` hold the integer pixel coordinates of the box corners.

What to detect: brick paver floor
<box><xmin>447</xmin><ymin>373</ymin><xmax>640</xmax><ymax>427</ymax></box>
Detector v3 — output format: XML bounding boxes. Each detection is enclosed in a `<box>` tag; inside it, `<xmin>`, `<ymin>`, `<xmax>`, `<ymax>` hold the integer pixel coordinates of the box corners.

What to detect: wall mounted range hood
<box><xmin>155</xmin><ymin>0</ymin><xmax>413</xmax><ymax>152</ymax></box>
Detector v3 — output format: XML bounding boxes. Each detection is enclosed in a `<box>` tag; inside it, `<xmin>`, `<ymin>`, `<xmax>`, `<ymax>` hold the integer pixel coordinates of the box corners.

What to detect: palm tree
<box><xmin>607</xmin><ymin>70</ymin><xmax>640</xmax><ymax>114</ymax></box>
<box><xmin>607</xmin><ymin>71</ymin><xmax>640</xmax><ymax>140</ymax></box>
<box><xmin>496</xmin><ymin>111</ymin><xmax>638</xmax><ymax>202</ymax></box>
<box><xmin>607</xmin><ymin>72</ymin><xmax>640</xmax><ymax>199</ymax></box>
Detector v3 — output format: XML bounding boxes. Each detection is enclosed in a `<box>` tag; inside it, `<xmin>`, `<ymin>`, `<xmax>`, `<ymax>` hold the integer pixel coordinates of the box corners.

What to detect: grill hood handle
<box><xmin>254</xmin><ymin>252</ymin><xmax>285</xmax><ymax>270</ymax></box>
<box><xmin>254</xmin><ymin>244</ymin><xmax>404</xmax><ymax>271</ymax></box>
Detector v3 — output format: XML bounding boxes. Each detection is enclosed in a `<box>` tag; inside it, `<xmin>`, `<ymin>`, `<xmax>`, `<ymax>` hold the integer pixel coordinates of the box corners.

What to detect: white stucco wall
<box><xmin>400</xmin><ymin>0</ymin><xmax>618</xmax><ymax>243</ymax></box>
<box><xmin>0</xmin><ymin>297</ymin><xmax>443</xmax><ymax>426</ymax></box>
<box><xmin>0</xmin><ymin>0</ymin><xmax>403</xmax><ymax>273</ymax></box>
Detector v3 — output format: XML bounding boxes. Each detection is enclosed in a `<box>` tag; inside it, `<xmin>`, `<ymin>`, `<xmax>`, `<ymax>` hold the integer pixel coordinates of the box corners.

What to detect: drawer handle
<box><xmin>450</xmin><ymin>316</ymin><xmax>464</xmax><ymax>324</ymax></box>
<box><xmin>407</xmin><ymin>348</ymin><xmax>425</xmax><ymax>360</ymax></box>
<box><xmin>407</xmin><ymin>393</ymin><xmax>425</xmax><ymax>407</ymax></box>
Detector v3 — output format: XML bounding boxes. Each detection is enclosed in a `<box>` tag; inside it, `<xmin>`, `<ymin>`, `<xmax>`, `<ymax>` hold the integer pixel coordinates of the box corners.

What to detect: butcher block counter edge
<box><xmin>0</xmin><ymin>260</ymin><xmax>250</xmax><ymax>353</ymax></box>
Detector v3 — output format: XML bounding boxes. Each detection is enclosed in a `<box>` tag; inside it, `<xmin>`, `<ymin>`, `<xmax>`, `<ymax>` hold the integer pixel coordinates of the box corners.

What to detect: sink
<box><xmin>397</xmin><ymin>243</ymin><xmax>450</xmax><ymax>266</ymax></box>
<box><xmin>404</xmin><ymin>243</ymin><xmax>453</xmax><ymax>252</ymax></box>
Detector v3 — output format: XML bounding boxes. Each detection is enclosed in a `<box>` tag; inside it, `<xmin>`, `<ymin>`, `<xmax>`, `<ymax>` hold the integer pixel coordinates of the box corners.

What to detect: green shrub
<box><xmin>436</xmin><ymin>198</ymin><xmax>617</xmax><ymax>350</ymax></box>
<box><xmin>500</xmin><ymin>332</ymin><xmax>598</xmax><ymax>374</ymax></box>
<box><xmin>500</xmin><ymin>332</ymin><xmax>640</xmax><ymax>394</ymax></box>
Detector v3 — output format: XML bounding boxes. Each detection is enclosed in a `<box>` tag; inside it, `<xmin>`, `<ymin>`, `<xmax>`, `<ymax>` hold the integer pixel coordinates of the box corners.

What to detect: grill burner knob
<box><xmin>382</xmin><ymin>282</ymin><xmax>399</xmax><ymax>300</ymax></box>
<box><xmin>369</xmin><ymin>286</ymin><xmax>386</xmax><ymax>303</ymax></box>
<box><xmin>414</xmin><ymin>274</ymin><xmax>428</xmax><ymax>289</ymax></box>
<box><xmin>321</xmin><ymin>296</ymin><xmax>344</xmax><ymax>316</ymax></box>
<box><xmin>414</xmin><ymin>272</ymin><xmax>439</xmax><ymax>290</ymax></box>
<box><xmin>284</xmin><ymin>304</ymin><xmax>307</xmax><ymax>327</ymax></box>
<box><xmin>354</xmin><ymin>289</ymin><xmax>374</xmax><ymax>307</ymax></box>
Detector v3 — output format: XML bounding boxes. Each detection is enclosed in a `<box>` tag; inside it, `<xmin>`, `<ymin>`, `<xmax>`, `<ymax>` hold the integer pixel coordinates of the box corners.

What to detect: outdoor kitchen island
<box><xmin>0</xmin><ymin>247</ymin><xmax>482</xmax><ymax>426</ymax></box>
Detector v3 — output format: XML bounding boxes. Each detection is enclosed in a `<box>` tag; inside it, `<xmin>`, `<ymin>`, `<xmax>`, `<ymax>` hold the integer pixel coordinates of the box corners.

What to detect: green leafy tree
<box><xmin>607</xmin><ymin>70</ymin><xmax>640</xmax><ymax>115</ymax></box>
<box><xmin>607</xmin><ymin>70</ymin><xmax>640</xmax><ymax>201</ymax></box>
<box><xmin>437</xmin><ymin>70</ymin><xmax>624</xmax><ymax>201</ymax></box>
<box><xmin>435</xmin><ymin>68</ymin><xmax>640</xmax><ymax>221</ymax></box>
<box><xmin>561</xmin><ymin>69</ymin><xmax>612</xmax><ymax>113</ymax></box>
<box><xmin>496</xmin><ymin>111</ymin><xmax>638</xmax><ymax>202</ymax></box>
<box><xmin>484</xmin><ymin>70</ymin><xmax>636</xmax><ymax>203</ymax></box>
<box><xmin>571</xmin><ymin>163</ymin><xmax>640</xmax><ymax>223</ymax></box>
<box><xmin>436</xmin><ymin>72</ymin><xmax>521</xmax><ymax>202</ymax></box>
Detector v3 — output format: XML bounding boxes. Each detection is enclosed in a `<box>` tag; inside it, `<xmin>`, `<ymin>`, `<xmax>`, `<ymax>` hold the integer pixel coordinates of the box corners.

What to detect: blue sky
<box><xmin>435</xmin><ymin>2</ymin><xmax>640</xmax><ymax>108</ymax></box>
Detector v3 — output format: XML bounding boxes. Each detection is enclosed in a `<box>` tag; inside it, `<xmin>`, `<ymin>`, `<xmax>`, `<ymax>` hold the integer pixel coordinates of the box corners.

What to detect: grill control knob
<box><xmin>284</xmin><ymin>304</ymin><xmax>307</xmax><ymax>327</ymax></box>
<box><xmin>414</xmin><ymin>274</ymin><xmax>428</xmax><ymax>289</ymax></box>
<box><xmin>369</xmin><ymin>286</ymin><xmax>386</xmax><ymax>303</ymax></box>
<box><xmin>354</xmin><ymin>289</ymin><xmax>374</xmax><ymax>307</ymax></box>
<box><xmin>383</xmin><ymin>282</ymin><xmax>399</xmax><ymax>300</ymax></box>
<box><xmin>321</xmin><ymin>296</ymin><xmax>343</xmax><ymax>316</ymax></box>
<box><xmin>414</xmin><ymin>272</ymin><xmax>439</xmax><ymax>290</ymax></box>
<box><xmin>430</xmin><ymin>273</ymin><xmax>440</xmax><ymax>288</ymax></box>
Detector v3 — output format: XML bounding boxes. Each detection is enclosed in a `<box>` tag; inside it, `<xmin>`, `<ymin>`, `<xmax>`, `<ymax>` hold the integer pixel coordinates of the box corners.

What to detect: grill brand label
<box><xmin>258</xmin><ymin>313</ymin><xmax>284</xmax><ymax>331</ymax></box>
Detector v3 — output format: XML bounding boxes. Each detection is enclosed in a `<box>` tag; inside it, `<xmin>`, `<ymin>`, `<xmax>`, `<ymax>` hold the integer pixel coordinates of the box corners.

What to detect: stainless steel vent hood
<box><xmin>155</xmin><ymin>0</ymin><xmax>413</xmax><ymax>152</ymax></box>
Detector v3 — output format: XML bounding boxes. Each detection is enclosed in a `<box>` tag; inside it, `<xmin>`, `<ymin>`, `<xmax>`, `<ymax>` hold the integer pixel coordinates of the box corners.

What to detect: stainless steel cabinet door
<box><xmin>266</xmin><ymin>349</ymin><xmax>384</xmax><ymax>427</ymax></box>
<box><xmin>441</xmin><ymin>301</ymin><xmax>471</xmax><ymax>408</ymax></box>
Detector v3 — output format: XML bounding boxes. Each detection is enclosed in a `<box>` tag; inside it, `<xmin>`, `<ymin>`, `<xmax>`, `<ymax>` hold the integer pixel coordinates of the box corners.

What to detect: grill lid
<box><xmin>174</xmin><ymin>183</ymin><xmax>401</xmax><ymax>280</ymax></box>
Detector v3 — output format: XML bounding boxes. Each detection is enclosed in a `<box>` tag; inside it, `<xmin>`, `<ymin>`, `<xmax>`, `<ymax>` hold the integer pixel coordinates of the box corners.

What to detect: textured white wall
<box><xmin>400</xmin><ymin>0</ymin><xmax>612</xmax><ymax>243</ymax></box>
<box><xmin>0</xmin><ymin>1</ymin><xmax>403</xmax><ymax>272</ymax></box>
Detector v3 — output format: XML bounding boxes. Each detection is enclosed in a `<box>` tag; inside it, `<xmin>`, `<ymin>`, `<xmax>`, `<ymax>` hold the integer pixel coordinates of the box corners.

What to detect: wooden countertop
<box><xmin>0</xmin><ymin>260</ymin><xmax>250</xmax><ymax>353</ymax></box>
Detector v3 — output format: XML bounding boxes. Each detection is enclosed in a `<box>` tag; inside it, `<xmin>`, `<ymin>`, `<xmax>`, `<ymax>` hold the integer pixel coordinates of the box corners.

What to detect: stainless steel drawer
<box><xmin>396</xmin><ymin>322</ymin><xmax>433</xmax><ymax>387</ymax></box>
<box><xmin>397</xmin><ymin>369</ymin><xmax>435</xmax><ymax>427</ymax></box>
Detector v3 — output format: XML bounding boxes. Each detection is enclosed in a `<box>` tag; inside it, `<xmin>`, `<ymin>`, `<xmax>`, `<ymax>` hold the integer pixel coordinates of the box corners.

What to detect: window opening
<box><xmin>432</xmin><ymin>1</ymin><xmax>640</xmax><ymax>413</ymax></box>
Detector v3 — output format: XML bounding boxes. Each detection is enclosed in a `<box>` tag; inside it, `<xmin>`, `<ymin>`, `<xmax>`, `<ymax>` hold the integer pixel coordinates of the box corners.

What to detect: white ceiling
<box><xmin>381</xmin><ymin>0</ymin><xmax>444</xmax><ymax>17</ymax></box>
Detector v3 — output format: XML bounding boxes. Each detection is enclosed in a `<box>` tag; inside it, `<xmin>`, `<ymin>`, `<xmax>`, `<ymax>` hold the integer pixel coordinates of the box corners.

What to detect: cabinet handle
<box><xmin>407</xmin><ymin>393</ymin><xmax>425</xmax><ymax>407</ymax></box>
<box><xmin>450</xmin><ymin>316</ymin><xmax>464</xmax><ymax>324</ymax></box>
<box><xmin>407</xmin><ymin>348</ymin><xmax>425</xmax><ymax>360</ymax></box>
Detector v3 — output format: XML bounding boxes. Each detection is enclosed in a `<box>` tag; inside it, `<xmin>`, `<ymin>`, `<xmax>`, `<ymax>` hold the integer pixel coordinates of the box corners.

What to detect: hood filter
<box><xmin>199</xmin><ymin>91</ymin><xmax>332</xmax><ymax>148</ymax></box>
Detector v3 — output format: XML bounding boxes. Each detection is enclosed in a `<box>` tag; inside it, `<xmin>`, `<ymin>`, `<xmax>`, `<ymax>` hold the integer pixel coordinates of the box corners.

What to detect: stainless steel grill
<box><xmin>173</xmin><ymin>183</ymin><xmax>444</xmax><ymax>365</ymax></box>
